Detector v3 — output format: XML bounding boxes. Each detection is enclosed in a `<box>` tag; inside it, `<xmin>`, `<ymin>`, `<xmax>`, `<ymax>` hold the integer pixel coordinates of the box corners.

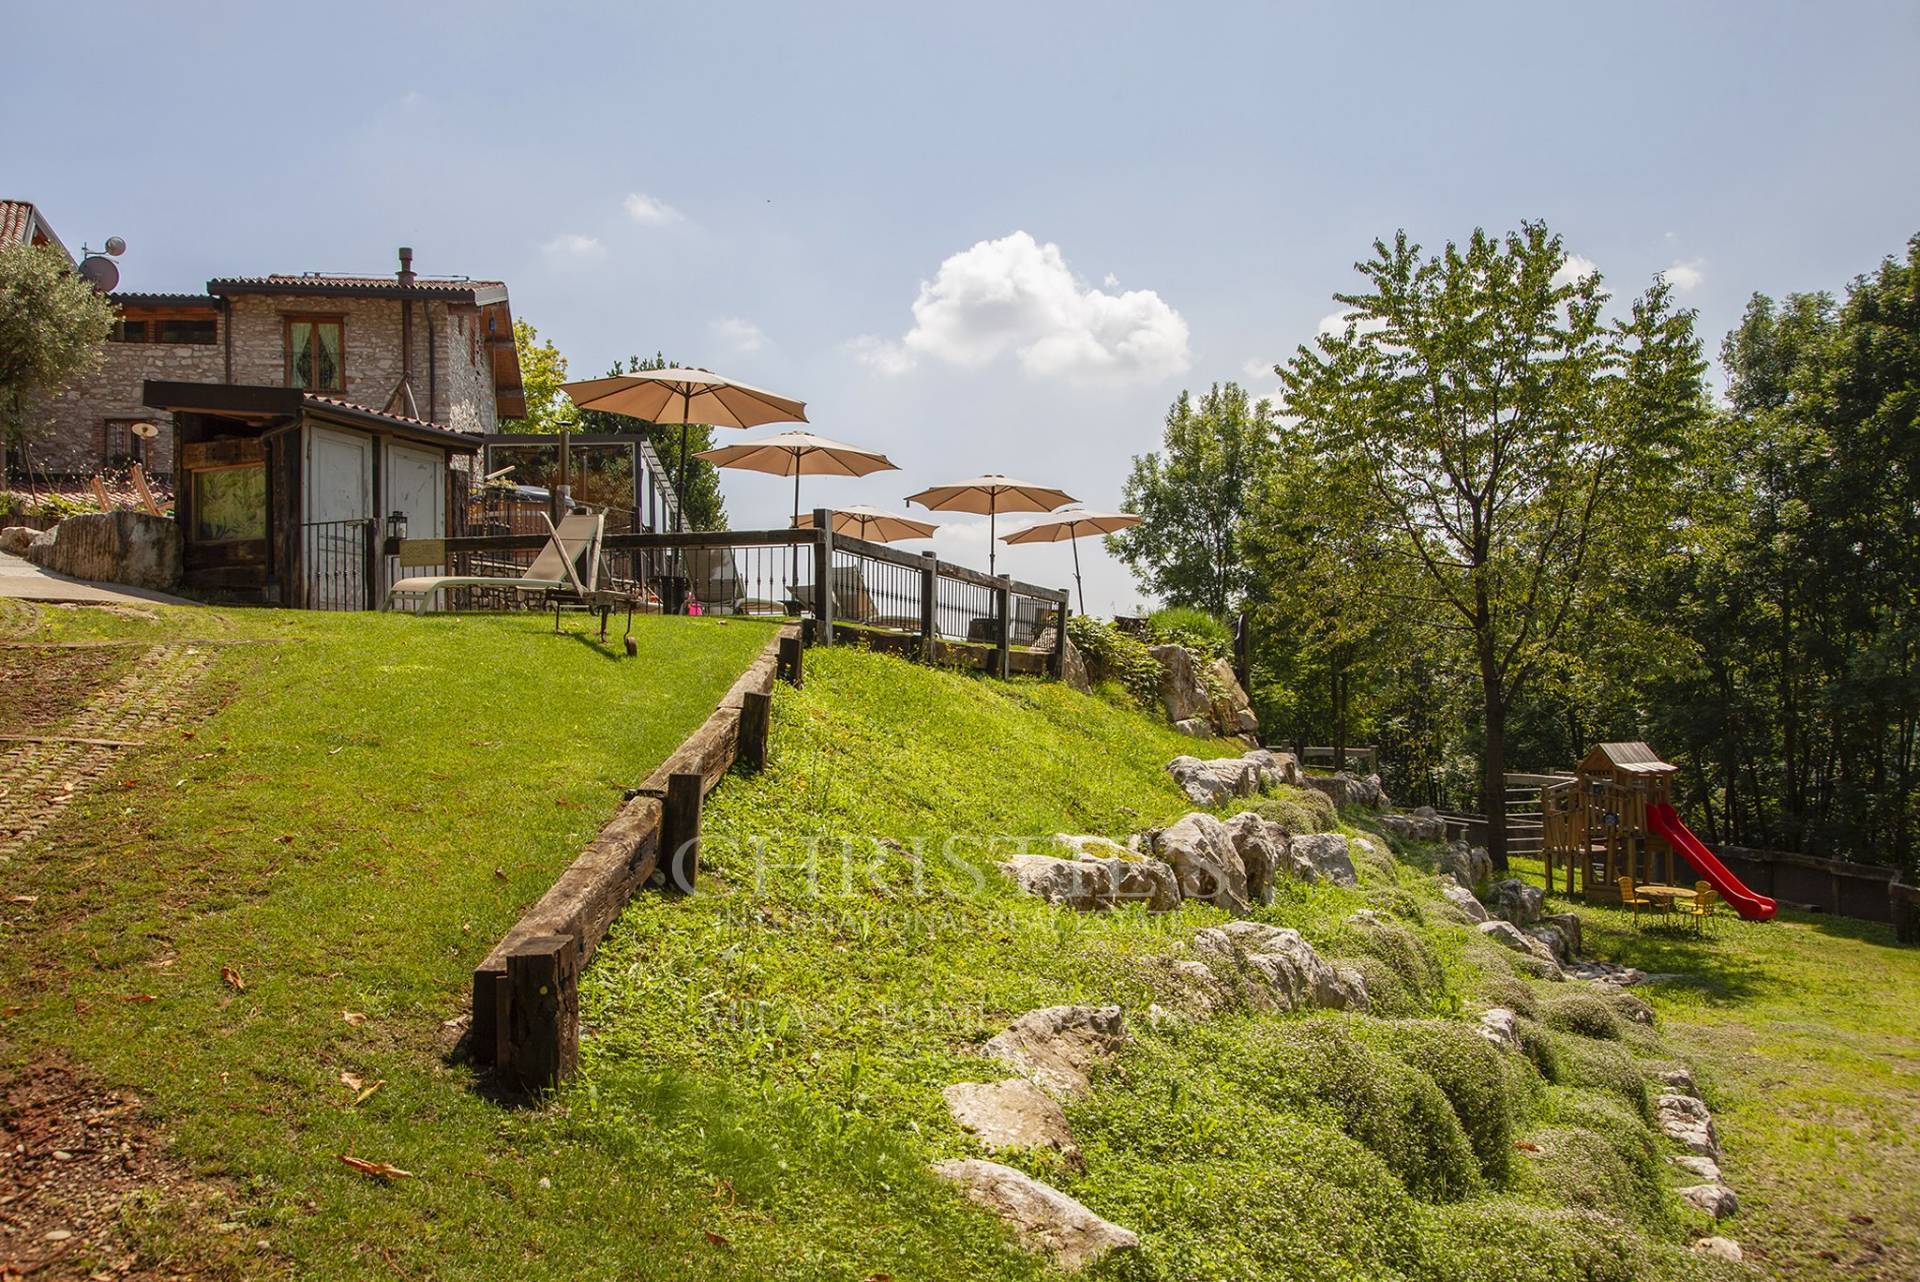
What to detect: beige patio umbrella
<box><xmin>905</xmin><ymin>475</ymin><xmax>1077</xmax><ymax>576</ymax></box>
<box><xmin>561</xmin><ymin>368</ymin><xmax>808</xmax><ymax>531</ymax></box>
<box><xmin>792</xmin><ymin>505</ymin><xmax>939</xmax><ymax>543</ymax></box>
<box><xmin>695</xmin><ymin>431</ymin><xmax>900</xmax><ymax>580</ymax></box>
<box><xmin>1001</xmin><ymin>509</ymin><xmax>1142</xmax><ymax>616</ymax></box>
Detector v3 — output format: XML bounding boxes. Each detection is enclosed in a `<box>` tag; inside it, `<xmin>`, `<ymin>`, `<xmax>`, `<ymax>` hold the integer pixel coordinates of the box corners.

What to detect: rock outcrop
<box><xmin>999</xmin><ymin>838</ymin><xmax>1180</xmax><ymax>914</ymax></box>
<box><xmin>1477</xmin><ymin>919</ymin><xmax>1564</xmax><ymax>976</ymax></box>
<box><xmin>1288</xmin><ymin>832</ymin><xmax>1359</xmax><ymax>887</ymax></box>
<box><xmin>1437</xmin><ymin>874</ymin><xmax>1491</xmax><ymax>923</ymax></box>
<box><xmin>1149</xmin><ymin>644</ymin><xmax>1212</xmax><ymax>727</ymax></box>
<box><xmin>1302</xmin><ymin>771</ymin><xmax>1390</xmax><ymax>811</ymax></box>
<box><xmin>1191</xmin><ymin>920</ymin><xmax>1367</xmax><ymax>1013</ymax></box>
<box><xmin>1379</xmin><ymin>806</ymin><xmax>1446</xmax><ymax>842</ymax></box>
<box><xmin>1487</xmin><ymin>878</ymin><xmax>1545</xmax><ymax>927</ymax></box>
<box><xmin>1691</xmin><ymin>1236</ymin><xmax>1743</xmax><ymax>1262</ymax></box>
<box><xmin>1656</xmin><ymin>1093</ymin><xmax>1721</xmax><ymax>1159</ymax></box>
<box><xmin>1677</xmin><ymin>1183</ymin><xmax>1739</xmax><ymax>1219</ymax></box>
<box><xmin>1151</xmin><ymin>812</ymin><xmax>1251</xmax><ymax>912</ymax></box>
<box><xmin>1165</xmin><ymin>750</ymin><xmax>1295</xmax><ymax>807</ymax></box>
<box><xmin>942</xmin><ymin>1080</ymin><xmax>1082</xmax><ymax>1167</ymax></box>
<box><xmin>984</xmin><ymin>1006</ymin><xmax>1127</xmax><ymax>1099</ymax></box>
<box><xmin>0</xmin><ymin>525</ymin><xmax>43</xmax><ymax>556</ymax></box>
<box><xmin>930</xmin><ymin>1159</ymin><xmax>1139</xmax><ymax>1272</ymax></box>
<box><xmin>1442</xmin><ymin>840</ymin><xmax>1493</xmax><ymax>887</ymax></box>
<box><xmin>1476</xmin><ymin>1006</ymin><xmax>1522</xmax><ymax>1053</ymax></box>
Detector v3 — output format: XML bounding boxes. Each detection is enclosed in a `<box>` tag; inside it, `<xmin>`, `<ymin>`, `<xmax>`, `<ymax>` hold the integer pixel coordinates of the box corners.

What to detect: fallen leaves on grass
<box><xmin>702</xmin><ymin>1230</ymin><xmax>732</xmax><ymax>1250</ymax></box>
<box><xmin>8</xmin><ymin>895</ymin><xmax>38</xmax><ymax>906</ymax></box>
<box><xmin>338</xmin><ymin>1154</ymin><xmax>412</xmax><ymax>1181</ymax></box>
<box><xmin>117</xmin><ymin>994</ymin><xmax>157</xmax><ymax>1004</ymax></box>
<box><xmin>339</xmin><ymin>1073</ymin><xmax>385</xmax><ymax>1107</ymax></box>
<box><xmin>341</xmin><ymin>1011</ymin><xmax>367</xmax><ymax>1027</ymax></box>
<box><xmin>220</xmin><ymin>966</ymin><xmax>245</xmax><ymax>991</ymax></box>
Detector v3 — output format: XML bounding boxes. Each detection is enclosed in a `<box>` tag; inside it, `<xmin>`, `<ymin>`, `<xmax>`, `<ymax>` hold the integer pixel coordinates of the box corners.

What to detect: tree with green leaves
<box><xmin>0</xmin><ymin>243</ymin><xmax>115</xmax><ymax>465</ymax></box>
<box><xmin>498</xmin><ymin>319</ymin><xmax>578</xmax><ymax>435</ymax></box>
<box><xmin>576</xmin><ymin>353</ymin><xmax>728</xmax><ymax>531</ymax></box>
<box><xmin>1279</xmin><ymin>223</ymin><xmax>1708</xmax><ymax>869</ymax></box>
<box><xmin>1108</xmin><ymin>381</ymin><xmax>1278</xmax><ymax>617</ymax></box>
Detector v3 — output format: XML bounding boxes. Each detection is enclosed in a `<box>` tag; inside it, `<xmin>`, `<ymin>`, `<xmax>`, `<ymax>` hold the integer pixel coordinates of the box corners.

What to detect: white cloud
<box><xmin>541</xmin><ymin>233</ymin><xmax>606</xmax><ymax>260</ymax></box>
<box><xmin>1551</xmin><ymin>254</ymin><xmax>1601</xmax><ymax>288</ymax></box>
<box><xmin>623</xmin><ymin>192</ymin><xmax>684</xmax><ymax>226</ymax></box>
<box><xmin>847</xmin><ymin>334</ymin><xmax>915</xmax><ymax>375</ymax></box>
<box><xmin>1102</xmin><ymin>272</ymin><xmax>1120</xmax><ymax>287</ymax></box>
<box><xmin>710</xmin><ymin>316</ymin><xmax>767</xmax><ymax>354</ymax></box>
<box><xmin>862</xmin><ymin>231</ymin><xmax>1191</xmax><ymax>384</ymax></box>
<box><xmin>1317</xmin><ymin>309</ymin><xmax>1388</xmax><ymax>338</ymax></box>
<box><xmin>1662</xmin><ymin>259</ymin><xmax>1706</xmax><ymax>293</ymax></box>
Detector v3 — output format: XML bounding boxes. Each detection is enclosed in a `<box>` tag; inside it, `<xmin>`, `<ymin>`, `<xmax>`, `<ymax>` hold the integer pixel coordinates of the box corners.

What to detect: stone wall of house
<box><xmin>28</xmin><ymin>340</ymin><xmax>220</xmax><ymax>476</ymax></box>
<box><xmin>21</xmin><ymin>292</ymin><xmax>499</xmax><ymax>482</ymax></box>
<box><xmin>440</xmin><ymin>303</ymin><xmax>498</xmax><ymax>436</ymax></box>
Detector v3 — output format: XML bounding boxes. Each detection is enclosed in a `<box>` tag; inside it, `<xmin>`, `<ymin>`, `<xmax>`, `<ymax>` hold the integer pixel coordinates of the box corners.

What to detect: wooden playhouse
<box><xmin>1539</xmin><ymin>742</ymin><xmax>1683</xmax><ymax>902</ymax></box>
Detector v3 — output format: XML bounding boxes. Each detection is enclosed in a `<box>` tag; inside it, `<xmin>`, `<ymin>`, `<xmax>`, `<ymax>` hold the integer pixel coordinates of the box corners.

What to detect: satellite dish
<box><xmin>77</xmin><ymin>256</ymin><xmax>119</xmax><ymax>293</ymax></box>
<box><xmin>130</xmin><ymin>421</ymin><xmax>160</xmax><ymax>439</ymax></box>
<box><xmin>104</xmin><ymin>236</ymin><xmax>127</xmax><ymax>257</ymax></box>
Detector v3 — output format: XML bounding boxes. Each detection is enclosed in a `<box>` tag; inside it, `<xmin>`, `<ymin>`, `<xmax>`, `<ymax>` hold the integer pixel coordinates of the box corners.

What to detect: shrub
<box><xmin>1556</xmin><ymin>1039</ymin><xmax>1652</xmax><ymax>1119</ymax></box>
<box><xmin>1374</xmin><ymin>1019</ymin><xmax>1530</xmax><ymax>1183</ymax></box>
<box><xmin>1254</xmin><ymin>787</ymin><xmax>1337</xmax><ymax>834</ymax></box>
<box><xmin>1066</xmin><ymin>615</ymin><xmax>1162</xmax><ymax>711</ymax></box>
<box><xmin>1477</xmin><ymin>975</ymin><xmax>1538</xmax><ymax>1020</ymax></box>
<box><xmin>1536</xmin><ymin>1089</ymin><xmax>1676</xmax><ymax>1232</ymax></box>
<box><xmin>1349</xmin><ymin>835</ymin><xmax>1400</xmax><ymax>884</ymax></box>
<box><xmin>1144</xmin><ymin>606</ymin><xmax>1232</xmax><ymax>658</ymax></box>
<box><xmin>1348</xmin><ymin>955</ymin><xmax>1421</xmax><ymax>1018</ymax></box>
<box><xmin>1419</xmin><ymin>1201</ymin><xmax>1654</xmax><ymax>1282</ymax></box>
<box><xmin>1540</xmin><ymin>992</ymin><xmax>1627</xmax><ymax>1041</ymax></box>
<box><xmin>1512</xmin><ymin>1015</ymin><xmax>1564</xmax><ymax>1082</ymax></box>
<box><xmin>1232</xmin><ymin>1019</ymin><xmax>1485</xmax><ymax>1202</ymax></box>
<box><xmin>1343</xmin><ymin>918</ymin><xmax>1447</xmax><ymax>1013</ymax></box>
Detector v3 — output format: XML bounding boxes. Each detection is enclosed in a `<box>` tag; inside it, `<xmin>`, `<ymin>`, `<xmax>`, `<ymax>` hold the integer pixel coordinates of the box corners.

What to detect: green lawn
<box><xmin>0</xmin><ymin>599</ymin><xmax>776</xmax><ymax>1279</ymax></box>
<box><xmin>1510</xmin><ymin>855</ymin><xmax>1920</xmax><ymax>1281</ymax></box>
<box><xmin>4</xmin><ymin>605</ymin><xmax>1906</xmax><ymax>1280</ymax></box>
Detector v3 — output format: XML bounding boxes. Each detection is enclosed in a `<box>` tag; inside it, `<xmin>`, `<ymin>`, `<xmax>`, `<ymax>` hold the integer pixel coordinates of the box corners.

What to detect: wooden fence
<box><xmin>388</xmin><ymin>508</ymin><xmax>1070</xmax><ymax>682</ymax></box>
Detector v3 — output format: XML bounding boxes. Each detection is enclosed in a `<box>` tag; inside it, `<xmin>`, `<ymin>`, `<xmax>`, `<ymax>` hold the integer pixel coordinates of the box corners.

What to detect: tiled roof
<box><xmin>109</xmin><ymin>292</ymin><xmax>220</xmax><ymax>307</ymax></box>
<box><xmin>208</xmin><ymin>273</ymin><xmax>506</xmax><ymax>300</ymax></box>
<box><xmin>3</xmin><ymin>471</ymin><xmax>175</xmax><ymax>509</ymax></box>
<box><xmin>302</xmin><ymin>393</ymin><xmax>459</xmax><ymax>434</ymax></box>
<box><xmin>0</xmin><ymin>199</ymin><xmax>71</xmax><ymax>261</ymax></box>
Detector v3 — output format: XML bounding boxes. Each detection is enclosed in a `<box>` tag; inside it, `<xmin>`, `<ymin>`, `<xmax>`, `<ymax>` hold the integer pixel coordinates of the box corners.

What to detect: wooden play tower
<box><xmin>1540</xmin><ymin>742</ymin><xmax>1682</xmax><ymax>902</ymax></box>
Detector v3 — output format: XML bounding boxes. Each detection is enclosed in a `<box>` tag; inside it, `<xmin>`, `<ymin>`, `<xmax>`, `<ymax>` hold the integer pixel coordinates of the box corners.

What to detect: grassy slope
<box><xmin>570</xmin><ymin>648</ymin><xmax>1736</xmax><ymax>1281</ymax></box>
<box><xmin>9</xmin><ymin>603</ymin><xmax>1897</xmax><ymax>1280</ymax></box>
<box><xmin>1511</xmin><ymin>856</ymin><xmax>1920</xmax><ymax>1281</ymax></box>
<box><xmin>0</xmin><ymin>600</ymin><xmax>776</xmax><ymax>1279</ymax></box>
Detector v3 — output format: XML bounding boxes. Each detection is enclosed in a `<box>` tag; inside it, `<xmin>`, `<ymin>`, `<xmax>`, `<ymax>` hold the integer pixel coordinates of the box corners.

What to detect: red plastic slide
<box><xmin>1647</xmin><ymin>802</ymin><xmax>1777</xmax><ymax>921</ymax></box>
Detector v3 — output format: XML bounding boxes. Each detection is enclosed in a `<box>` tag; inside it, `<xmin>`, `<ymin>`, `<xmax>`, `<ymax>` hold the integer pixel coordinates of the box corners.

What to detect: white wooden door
<box><xmin>384</xmin><ymin>442</ymin><xmax>446</xmax><ymax>603</ymax></box>
<box><xmin>304</xmin><ymin>426</ymin><xmax>373</xmax><ymax>609</ymax></box>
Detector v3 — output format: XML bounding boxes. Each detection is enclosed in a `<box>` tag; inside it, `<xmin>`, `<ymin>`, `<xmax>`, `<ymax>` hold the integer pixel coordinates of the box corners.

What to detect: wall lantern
<box><xmin>387</xmin><ymin>510</ymin><xmax>409</xmax><ymax>542</ymax></box>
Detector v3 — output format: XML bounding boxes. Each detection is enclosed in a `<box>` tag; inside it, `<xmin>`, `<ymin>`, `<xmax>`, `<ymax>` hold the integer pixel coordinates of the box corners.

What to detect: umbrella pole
<box><xmin>675</xmin><ymin>422</ymin><xmax>690</xmax><ymax>533</ymax></box>
<box><xmin>791</xmin><ymin>464</ymin><xmax>802</xmax><ymax>590</ymax></box>
<box><xmin>1072</xmin><ymin>535</ymin><xmax>1085</xmax><ymax>617</ymax></box>
<box><xmin>989</xmin><ymin>502</ymin><xmax>997</xmax><ymax>578</ymax></box>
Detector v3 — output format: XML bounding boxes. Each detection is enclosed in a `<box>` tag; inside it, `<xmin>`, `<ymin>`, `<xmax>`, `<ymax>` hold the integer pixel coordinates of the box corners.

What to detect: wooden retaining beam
<box><xmin>471</xmin><ymin>623</ymin><xmax>798</xmax><ymax>1082</ymax></box>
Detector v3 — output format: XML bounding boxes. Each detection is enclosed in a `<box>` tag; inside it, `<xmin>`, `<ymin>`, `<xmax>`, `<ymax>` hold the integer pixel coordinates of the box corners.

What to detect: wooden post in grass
<box><xmin>662</xmin><ymin>771</ymin><xmax>703</xmax><ymax>894</ymax></box>
<box><xmin>499</xmin><ymin>934</ymin><xmax>577</xmax><ymax>1092</ymax></box>
<box><xmin>739</xmin><ymin>690</ymin><xmax>771</xmax><ymax>771</ymax></box>
<box><xmin>1049</xmin><ymin>588</ymin><xmax>1069</xmax><ymax>680</ymax></box>
<box><xmin>812</xmin><ymin>507</ymin><xmax>834</xmax><ymax>648</ymax></box>
<box><xmin>919</xmin><ymin>551</ymin><xmax>938</xmax><ymax>665</ymax></box>
<box><xmin>994</xmin><ymin>579</ymin><xmax>1012</xmax><ymax>680</ymax></box>
<box><xmin>777</xmin><ymin>634</ymin><xmax>804</xmax><ymax>687</ymax></box>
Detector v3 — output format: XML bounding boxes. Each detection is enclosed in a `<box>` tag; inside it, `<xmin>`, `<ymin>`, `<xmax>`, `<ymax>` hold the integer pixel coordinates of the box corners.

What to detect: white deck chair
<box><xmin>386</xmin><ymin>512</ymin><xmax>602</xmax><ymax>613</ymax></box>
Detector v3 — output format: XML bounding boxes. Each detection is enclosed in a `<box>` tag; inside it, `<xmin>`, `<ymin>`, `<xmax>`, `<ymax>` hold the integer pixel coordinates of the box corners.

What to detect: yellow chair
<box><xmin>1618</xmin><ymin>875</ymin><xmax>1653</xmax><ymax>928</ymax></box>
<box><xmin>1688</xmin><ymin>882</ymin><xmax>1719</xmax><ymax>935</ymax></box>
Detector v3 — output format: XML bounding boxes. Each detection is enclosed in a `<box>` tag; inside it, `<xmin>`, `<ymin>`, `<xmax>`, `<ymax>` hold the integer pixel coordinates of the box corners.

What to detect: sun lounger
<box><xmin>387</xmin><ymin>512</ymin><xmax>602</xmax><ymax>613</ymax></box>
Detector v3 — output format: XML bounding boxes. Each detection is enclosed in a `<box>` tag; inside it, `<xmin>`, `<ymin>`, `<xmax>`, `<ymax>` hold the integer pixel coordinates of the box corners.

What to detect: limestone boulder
<box><xmin>930</xmin><ymin>1159</ymin><xmax>1139</xmax><ymax>1272</ymax></box>
<box><xmin>1302</xmin><ymin>771</ymin><xmax>1391</xmax><ymax>811</ymax></box>
<box><xmin>985</xmin><ymin>1006</ymin><xmax>1126</xmax><ymax>1099</ymax></box>
<box><xmin>0</xmin><ymin>525</ymin><xmax>41</xmax><ymax>556</ymax></box>
<box><xmin>1565</xmin><ymin>959</ymin><xmax>1648</xmax><ymax>987</ymax></box>
<box><xmin>1000</xmin><ymin>855</ymin><xmax>1113</xmax><ymax>911</ymax></box>
<box><xmin>1243</xmin><ymin>748</ymin><xmax>1299</xmax><ymax>787</ymax></box>
<box><xmin>1671</xmin><ymin>1154</ymin><xmax>1721</xmax><ymax>1182</ymax></box>
<box><xmin>1290</xmin><ymin>832</ymin><xmax>1359</xmax><ymax>887</ymax></box>
<box><xmin>1155</xmin><ymin>957</ymin><xmax>1231</xmax><ymax>1015</ymax></box>
<box><xmin>1477</xmin><ymin>1007</ymin><xmax>1522</xmax><ymax>1053</ymax></box>
<box><xmin>1443</xmin><ymin>840</ymin><xmax>1493</xmax><ymax>888</ymax></box>
<box><xmin>1151</xmin><ymin>813</ymin><xmax>1251</xmax><ymax>913</ymax></box>
<box><xmin>1223</xmin><ymin>811</ymin><xmax>1295</xmax><ymax>903</ymax></box>
<box><xmin>24</xmin><ymin>511</ymin><xmax>182</xmax><ymax>590</ymax></box>
<box><xmin>1540</xmin><ymin>911</ymin><xmax>1583</xmax><ymax>958</ymax></box>
<box><xmin>1000</xmin><ymin>839</ymin><xmax>1181</xmax><ymax>914</ymax></box>
<box><xmin>1657</xmin><ymin>1093</ymin><xmax>1721</xmax><ymax>1159</ymax></box>
<box><xmin>1487</xmin><ymin>878</ymin><xmax>1545</xmax><ymax>927</ymax></box>
<box><xmin>1690</xmin><ymin>1237</ymin><xmax>1744</xmax><ymax>1263</ymax></box>
<box><xmin>1059</xmin><ymin>635</ymin><xmax>1091</xmax><ymax>693</ymax></box>
<box><xmin>943</xmin><ymin>1079</ymin><xmax>1082</xmax><ymax>1167</ymax></box>
<box><xmin>1172</xmin><ymin>717</ymin><xmax>1214</xmax><ymax>739</ymax></box>
<box><xmin>1477</xmin><ymin>919</ymin><xmax>1564</xmax><ymax>975</ymax></box>
<box><xmin>1379</xmin><ymin>809</ymin><xmax>1447</xmax><ymax>842</ymax></box>
<box><xmin>1149</xmin><ymin>644</ymin><xmax>1212</xmax><ymax>724</ymax></box>
<box><xmin>1527</xmin><ymin>924</ymin><xmax>1574</xmax><ymax>963</ymax></box>
<box><xmin>1437</xmin><ymin>874</ymin><xmax>1491</xmax><ymax>923</ymax></box>
<box><xmin>1193</xmin><ymin>920</ymin><xmax>1367</xmax><ymax>1013</ymax></box>
<box><xmin>1678</xmin><ymin>1183</ymin><xmax>1739</xmax><ymax>1219</ymax></box>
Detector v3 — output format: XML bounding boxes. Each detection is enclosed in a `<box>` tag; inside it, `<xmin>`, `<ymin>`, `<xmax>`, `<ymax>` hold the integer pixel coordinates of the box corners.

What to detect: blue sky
<box><xmin>7</xmin><ymin>1</ymin><xmax>1918</xmax><ymax>612</ymax></box>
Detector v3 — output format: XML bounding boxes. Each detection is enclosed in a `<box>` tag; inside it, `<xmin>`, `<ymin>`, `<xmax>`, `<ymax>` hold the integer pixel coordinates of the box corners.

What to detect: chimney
<box><xmin>397</xmin><ymin>246</ymin><xmax>415</xmax><ymax>287</ymax></box>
